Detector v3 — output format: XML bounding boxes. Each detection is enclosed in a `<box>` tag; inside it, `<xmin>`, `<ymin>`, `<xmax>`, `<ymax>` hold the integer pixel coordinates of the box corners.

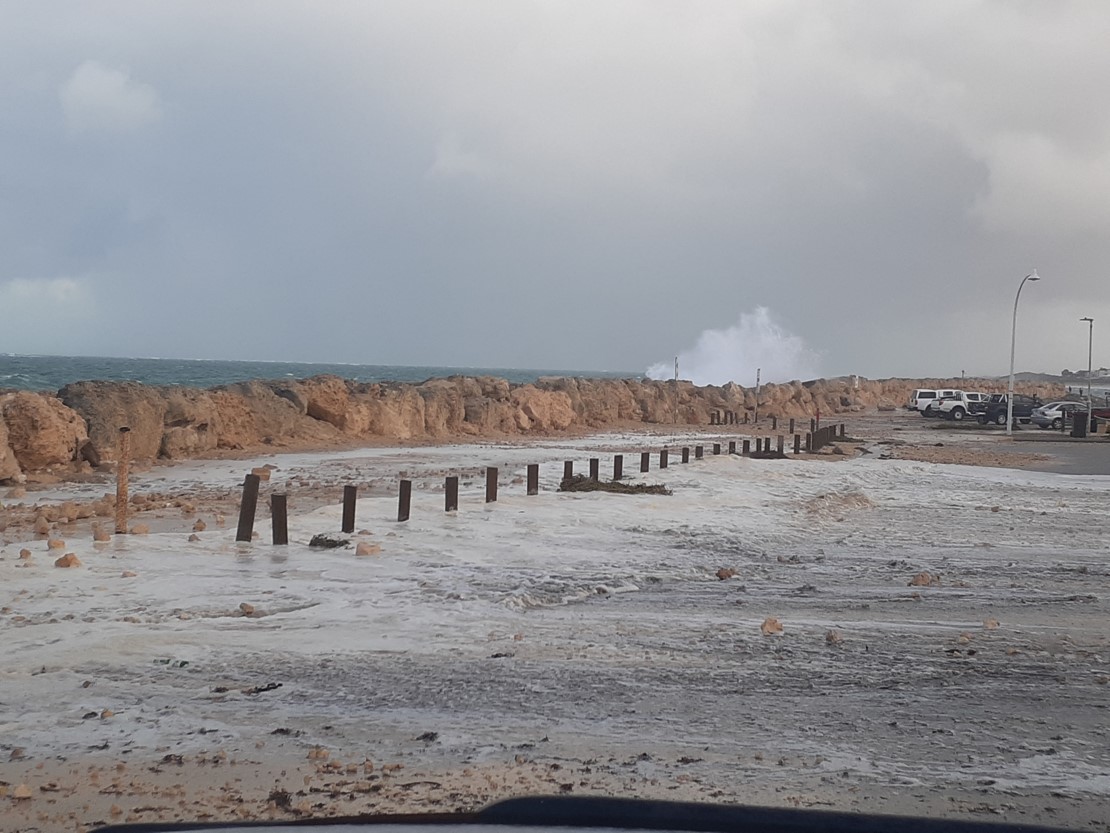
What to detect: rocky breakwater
<box><xmin>0</xmin><ymin>375</ymin><xmax>1064</xmax><ymax>481</ymax></box>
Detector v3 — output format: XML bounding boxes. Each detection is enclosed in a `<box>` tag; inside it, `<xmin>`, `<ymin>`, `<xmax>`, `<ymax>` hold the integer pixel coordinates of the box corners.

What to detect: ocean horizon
<box><xmin>0</xmin><ymin>353</ymin><xmax>642</xmax><ymax>393</ymax></box>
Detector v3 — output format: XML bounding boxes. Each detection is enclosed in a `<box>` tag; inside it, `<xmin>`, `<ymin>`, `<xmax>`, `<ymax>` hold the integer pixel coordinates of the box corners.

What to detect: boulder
<box><xmin>0</xmin><ymin>392</ymin><xmax>87</xmax><ymax>470</ymax></box>
<box><xmin>301</xmin><ymin>375</ymin><xmax>351</xmax><ymax>428</ymax></box>
<box><xmin>159</xmin><ymin>388</ymin><xmax>220</xmax><ymax>459</ymax></box>
<box><xmin>0</xmin><ymin>416</ymin><xmax>21</xmax><ymax>482</ymax></box>
<box><xmin>59</xmin><ymin>381</ymin><xmax>165</xmax><ymax>463</ymax></box>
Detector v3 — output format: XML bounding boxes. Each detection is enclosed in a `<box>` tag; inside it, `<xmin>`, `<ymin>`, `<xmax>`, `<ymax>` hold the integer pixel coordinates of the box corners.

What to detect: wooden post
<box><xmin>341</xmin><ymin>485</ymin><xmax>357</xmax><ymax>533</ymax></box>
<box><xmin>114</xmin><ymin>427</ymin><xmax>131</xmax><ymax>534</ymax></box>
<box><xmin>445</xmin><ymin>476</ymin><xmax>459</xmax><ymax>512</ymax></box>
<box><xmin>839</xmin><ymin>423</ymin><xmax>846</xmax><ymax>438</ymax></box>
<box><xmin>527</xmin><ymin>464</ymin><xmax>539</xmax><ymax>495</ymax></box>
<box><xmin>660</xmin><ymin>449</ymin><xmax>669</xmax><ymax>469</ymax></box>
<box><xmin>789</xmin><ymin>418</ymin><xmax>795</xmax><ymax>434</ymax></box>
<box><xmin>613</xmin><ymin>455</ymin><xmax>623</xmax><ymax>481</ymax></box>
<box><xmin>695</xmin><ymin>445</ymin><xmax>703</xmax><ymax>459</ymax></box>
<box><xmin>564</xmin><ymin>461</ymin><xmax>574</xmax><ymax>481</ymax></box>
<box><xmin>236</xmin><ymin>474</ymin><xmax>261</xmax><ymax>543</ymax></box>
<box><xmin>589</xmin><ymin>458</ymin><xmax>600</xmax><ymax>482</ymax></box>
<box><xmin>742</xmin><ymin>439</ymin><xmax>750</xmax><ymax>456</ymax></box>
<box><xmin>713</xmin><ymin>443</ymin><xmax>721</xmax><ymax>455</ymax></box>
<box><xmin>805</xmin><ymin>432</ymin><xmax>813</xmax><ymax>451</ymax></box>
<box><xmin>398</xmin><ymin>479</ymin><xmax>412</xmax><ymax>522</ymax></box>
<box><xmin>640</xmin><ymin>451</ymin><xmax>650</xmax><ymax>473</ymax></box>
<box><xmin>810</xmin><ymin>417</ymin><xmax>817</xmax><ymax>433</ymax></box>
<box><xmin>271</xmin><ymin>494</ymin><xmax>288</xmax><ymax>545</ymax></box>
<box><xmin>728</xmin><ymin>440</ymin><xmax>736</xmax><ymax>455</ymax></box>
<box><xmin>794</xmin><ymin>434</ymin><xmax>801</xmax><ymax>454</ymax></box>
<box><xmin>777</xmin><ymin>435</ymin><xmax>784</xmax><ymax>454</ymax></box>
<box><xmin>485</xmin><ymin>467</ymin><xmax>498</xmax><ymax>503</ymax></box>
<box><xmin>681</xmin><ymin>447</ymin><xmax>690</xmax><ymax>463</ymax></box>
<box><xmin>771</xmin><ymin>416</ymin><xmax>778</xmax><ymax>431</ymax></box>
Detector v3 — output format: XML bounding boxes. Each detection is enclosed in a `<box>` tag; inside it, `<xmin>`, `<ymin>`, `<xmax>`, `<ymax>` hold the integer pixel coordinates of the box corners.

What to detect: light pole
<box><xmin>1081</xmin><ymin>317</ymin><xmax>1094</xmax><ymax>423</ymax></box>
<box><xmin>1007</xmin><ymin>270</ymin><xmax>1040</xmax><ymax>435</ymax></box>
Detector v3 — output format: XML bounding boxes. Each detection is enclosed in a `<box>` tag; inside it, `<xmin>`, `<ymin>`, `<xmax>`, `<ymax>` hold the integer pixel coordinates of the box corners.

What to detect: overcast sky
<box><xmin>2</xmin><ymin>2</ymin><xmax>1109</xmax><ymax>382</ymax></box>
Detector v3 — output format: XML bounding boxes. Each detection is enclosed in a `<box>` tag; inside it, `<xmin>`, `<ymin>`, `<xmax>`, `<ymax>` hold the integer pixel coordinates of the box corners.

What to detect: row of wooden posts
<box><xmin>709</xmin><ymin>413</ymin><xmax>805</xmax><ymax>430</ymax></box>
<box><xmin>229</xmin><ymin>423</ymin><xmax>847</xmax><ymax>545</ymax></box>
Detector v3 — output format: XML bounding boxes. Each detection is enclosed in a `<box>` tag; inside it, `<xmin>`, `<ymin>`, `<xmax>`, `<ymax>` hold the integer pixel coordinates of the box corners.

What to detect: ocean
<box><xmin>0</xmin><ymin>354</ymin><xmax>640</xmax><ymax>393</ymax></box>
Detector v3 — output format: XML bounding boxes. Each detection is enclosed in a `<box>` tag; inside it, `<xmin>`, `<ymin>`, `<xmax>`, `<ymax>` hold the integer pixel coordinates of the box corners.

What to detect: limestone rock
<box><xmin>716</xmin><ymin>567</ymin><xmax>737</xmax><ymax>581</ymax></box>
<box><xmin>59</xmin><ymin>381</ymin><xmax>165</xmax><ymax>464</ymax></box>
<box><xmin>0</xmin><ymin>391</ymin><xmax>87</xmax><ymax>470</ymax></box>
<box><xmin>18</xmin><ymin>548</ymin><xmax>31</xmax><ymax>559</ymax></box>
<box><xmin>47</xmin><ymin>538</ymin><xmax>65</xmax><ymax>550</ymax></box>
<box><xmin>93</xmin><ymin>529</ymin><xmax>111</xmax><ymax>542</ymax></box>
<box><xmin>12</xmin><ymin>783</ymin><xmax>32</xmax><ymax>800</ymax></box>
<box><xmin>192</xmin><ymin>519</ymin><xmax>206</xmax><ymax>532</ymax></box>
<box><xmin>54</xmin><ymin>552</ymin><xmax>81</xmax><ymax>568</ymax></box>
<box><xmin>355</xmin><ymin>541</ymin><xmax>382</xmax><ymax>556</ymax></box>
<box><xmin>188</xmin><ymin>533</ymin><xmax>201</xmax><ymax>542</ymax></box>
<box><xmin>761</xmin><ymin>617</ymin><xmax>784</xmax><ymax>636</ymax></box>
<box><xmin>909</xmin><ymin>571</ymin><xmax>940</xmax><ymax>587</ymax></box>
<box><xmin>0</xmin><ymin>415</ymin><xmax>22</xmax><ymax>482</ymax></box>
<box><xmin>121</xmin><ymin>570</ymin><xmax>137</xmax><ymax>577</ymax></box>
<box><xmin>33</xmin><ymin>516</ymin><xmax>50</xmax><ymax>535</ymax></box>
<box><xmin>130</xmin><ymin>523</ymin><xmax>150</xmax><ymax>535</ymax></box>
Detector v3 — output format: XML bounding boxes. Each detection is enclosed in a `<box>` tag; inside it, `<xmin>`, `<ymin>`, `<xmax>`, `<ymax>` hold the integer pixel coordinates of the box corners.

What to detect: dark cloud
<box><xmin>1</xmin><ymin>2</ymin><xmax>1107</xmax><ymax>379</ymax></box>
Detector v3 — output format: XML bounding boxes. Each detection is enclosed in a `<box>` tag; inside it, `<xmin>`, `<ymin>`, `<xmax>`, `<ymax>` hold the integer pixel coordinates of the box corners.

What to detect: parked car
<box><xmin>1031</xmin><ymin>400</ymin><xmax>1087</xmax><ymax>429</ymax></box>
<box><xmin>920</xmin><ymin>389</ymin><xmax>960</xmax><ymax>418</ymax></box>
<box><xmin>977</xmin><ymin>394</ymin><xmax>1040</xmax><ymax>425</ymax></box>
<box><xmin>907</xmin><ymin>389</ymin><xmax>937</xmax><ymax>411</ymax></box>
<box><xmin>935</xmin><ymin>391</ymin><xmax>989</xmax><ymax>421</ymax></box>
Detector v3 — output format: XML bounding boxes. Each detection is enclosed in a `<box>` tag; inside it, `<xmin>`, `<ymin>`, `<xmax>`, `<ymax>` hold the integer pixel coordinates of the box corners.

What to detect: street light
<box><xmin>1007</xmin><ymin>270</ymin><xmax>1040</xmax><ymax>436</ymax></box>
<box><xmin>1081</xmin><ymin>317</ymin><xmax>1094</xmax><ymax>423</ymax></box>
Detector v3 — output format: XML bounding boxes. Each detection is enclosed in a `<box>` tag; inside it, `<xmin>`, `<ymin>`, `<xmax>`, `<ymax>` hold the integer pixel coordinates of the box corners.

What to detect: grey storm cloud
<box><xmin>1</xmin><ymin>1</ymin><xmax>1108</xmax><ymax>381</ymax></box>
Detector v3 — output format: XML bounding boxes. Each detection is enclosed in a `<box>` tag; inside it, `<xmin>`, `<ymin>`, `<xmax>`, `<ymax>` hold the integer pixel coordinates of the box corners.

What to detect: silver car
<box><xmin>1031</xmin><ymin>400</ymin><xmax>1086</xmax><ymax>429</ymax></box>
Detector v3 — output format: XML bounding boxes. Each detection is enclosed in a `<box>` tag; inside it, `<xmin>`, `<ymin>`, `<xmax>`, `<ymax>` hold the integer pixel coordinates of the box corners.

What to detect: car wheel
<box><xmin>923</xmin><ymin>407</ymin><xmax>935</xmax><ymax>418</ymax></box>
<box><xmin>977</xmin><ymin>415</ymin><xmax>987</xmax><ymax>425</ymax></box>
<box><xmin>952</xmin><ymin>408</ymin><xmax>965</xmax><ymax>421</ymax></box>
<box><xmin>1051</xmin><ymin>417</ymin><xmax>1062</xmax><ymax>430</ymax></box>
<box><xmin>995</xmin><ymin>412</ymin><xmax>1008</xmax><ymax>426</ymax></box>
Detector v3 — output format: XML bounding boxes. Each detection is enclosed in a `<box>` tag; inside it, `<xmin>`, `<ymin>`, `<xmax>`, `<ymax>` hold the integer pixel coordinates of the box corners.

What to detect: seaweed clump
<box><xmin>558</xmin><ymin>475</ymin><xmax>671</xmax><ymax>495</ymax></box>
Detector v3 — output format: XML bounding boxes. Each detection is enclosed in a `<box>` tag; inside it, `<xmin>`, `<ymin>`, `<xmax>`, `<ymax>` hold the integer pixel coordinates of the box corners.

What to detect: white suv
<box><xmin>934</xmin><ymin>391</ymin><xmax>989</xmax><ymax>421</ymax></box>
<box><xmin>911</xmin><ymin>389</ymin><xmax>959</xmax><ymax>417</ymax></box>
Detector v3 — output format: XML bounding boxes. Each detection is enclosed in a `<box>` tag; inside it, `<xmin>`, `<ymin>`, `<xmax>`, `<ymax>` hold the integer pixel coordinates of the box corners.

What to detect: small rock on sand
<box><xmin>54</xmin><ymin>553</ymin><xmax>82</xmax><ymax>568</ymax></box>
<box><xmin>761</xmin><ymin>617</ymin><xmax>784</xmax><ymax>636</ymax></box>
<box><xmin>716</xmin><ymin>567</ymin><xmax>737</xmax><ymax>580</ymax></box>
<box><xmin>130</xmin><ymin>523</ymin><xmax>151</xmax><ymax>535</ymax></box>
<box><xmin>355</xmin><ymin>541</ymin><xmax>382</xmax><ymax>556</ymax></box>
<box><xmin>193</xmin><ymin>519</ymin><xmax>207</xmax><ymax>532</ymax></box>
<box><xmin>47</xmin><ymin>538</ymin><xmax>65</xmax><ymax>550</ymax></box>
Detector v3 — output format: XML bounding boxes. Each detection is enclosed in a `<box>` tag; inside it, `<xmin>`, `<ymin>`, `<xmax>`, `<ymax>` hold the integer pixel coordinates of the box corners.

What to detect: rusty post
<box><xmin>713</xmin><ymin>443</ymin><xmax>721</xmax><ymax>455</ymax></box>
<box><xmin>235</xmin><ymin>474</ymin><xmax>261</xmax><ymax>543</ymax></box>
<box><xmin>114</xmin><ymin>427</ymin><xmax>131</xmax><ymax>534</ymax></box>
<box><xmin>810</xmin><ymin>417</ymin><xmax>817</xmax><ymax>433</ymax></box>
<box><xmin>445</xmin><ymin>476</ymin><xmax>459</xmax><ymax>512</ymax></box>
<box><xmin>527</xmin><ymin>464</ymin><xmax>539</xmax><ymax>495</ymax></box>
<box><xmin>794</xmin><ymin>434</ymin><xmax>801</xmax><ymax>454</ymax></box>
<box><xmin>728</xmin><ymin>440</ymin><xmax>736</xmax><ymax>455</ymax></box>
<box><xmin>805</xmin><ymin>432</ymin><xmax>813</xmax><ymax>451</ymax></box>
<box><xmin>341</xmin><ymin>485</ymin><xmax>357</xmax><ymax>533</ymax></box>
<box><xmin>564</xmin><ymin>461</ymin><xmax>574</xmax><ymax>482</ymax></box>
<box><xmin>695</xmin><ymin>445</ymin><xmax>703</xmax><ymax>459</ymax></box>
<box><xmin>777</xmin><ymin>435</ymin><xmax>784</xmax><ymax>454</ymax></box>
<box><xmin>613</xmin><ymin>455</ymin><xmax>623</xmax><ymax>481</ymax></box>
<box><xmin>485</xmin><ymin>467</ymin><xmax>498</xmax><ymax>503</ymax></box>
<box><xmin>589</xmin><ymin>458</ymin><xmax>600</xmax><ymax>482</ymax></box>
<box><xmin>742</xmin><ymin>439</ymin><xmax>750</xmax><ymax>456</ymax></box>
<box><xmin>640</xmin><ymin>451</ymin><xmax>650</xmax><ymax>472</ymax></box>
<box><xmin>771</xmin><ymin>416</ymin><xmax>778</xmax><ymax>431</ymax></box>
<box><xmin>397</xmin><ymin>479</ymin><xmax>411</xmax><ymax>522</ymax></box>
<box><xmin>660</xmin><ymin>449</ymin><xmax>669</xmax><ymax>469</ymax></box>
<box><xmin>789</xmin><ymin>418</ymin><xmax>795</xmax><ymax>435</ymax></box>
<box><xmin>681</xmin><ymin>447</ymin><xmax>690</xmax><ymax>463</ymax></box>
<box><xmin>270</xmin><ymin>494</ymin><xmax>288</xmax><ymax>545</ymax></box>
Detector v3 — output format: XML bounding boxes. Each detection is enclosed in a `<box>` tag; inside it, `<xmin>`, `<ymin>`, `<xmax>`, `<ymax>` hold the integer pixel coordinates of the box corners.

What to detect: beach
<box><xmin>2</xmin><ymin>412</ymin><xmax>1109</xmax><ymax>831</ymax></box>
